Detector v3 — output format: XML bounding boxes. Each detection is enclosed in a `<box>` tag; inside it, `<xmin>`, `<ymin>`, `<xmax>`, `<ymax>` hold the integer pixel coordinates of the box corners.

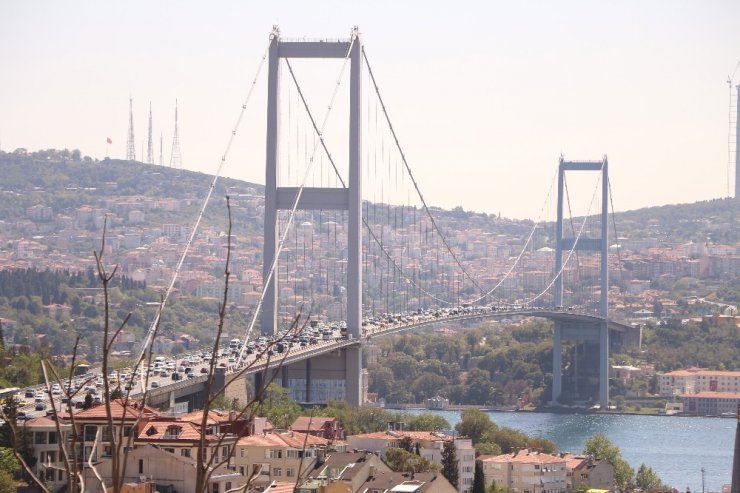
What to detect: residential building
<box><xmin>21</xmin><ymin>416</ymin><xmax>73</xmax><ymax>490</ymax></box>
<box><xmin>296</xmin><ymin>451</ymin><xmax>391</xmax><ymax>493</ymax></box>
<box><xmin>358</xmin><ymin>470</ymin><xmax>457</xmax><ymax>493</ymax></box>
<box><xmin>347</xmin><ymin>429</ymin><xmax>475</xmax><ymax>493</ymax></box>
<box><xmin>480</xmin><ymin>449</ymin><xmax>567</xmax><ymax>493</ymax></box>
<box><xmin>291</xmin><ymin>416</ymin><xmax>345</xmax><ymax>440</ymax></box>
<box><xmin>561</xmin><ymin>454</ymin><xmax>613</xmax><ymax>492</ymax></box>
<box><xmin>234</xmin><ymin>431</ymin><xmax>329</xmax><ymax>486</ymax></box>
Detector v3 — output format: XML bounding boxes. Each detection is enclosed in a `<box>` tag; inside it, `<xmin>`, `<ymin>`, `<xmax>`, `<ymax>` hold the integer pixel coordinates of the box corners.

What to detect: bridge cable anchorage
<box><xmin>236</xmin><ymin>33</ymin><xmax>357</xmax><ymax>365</ymax></box>
<box><xmin>361</xmin><ymin>47</ymin><xmax>489</xmax><ymax>300</ymax></box>
<box><xmin>607</xmin><ymin>176</ymin><xmax>624</xmax><ymax>290</ymax></box>
<box><xmin>134</xmin><ymin>35</ymin><xmax>273</xmax><ymax>381</ymax></box>
<box><xmin>522</xmin><ymin>160</ymin><xmax>605</xmax><ymax>307</ymax></box>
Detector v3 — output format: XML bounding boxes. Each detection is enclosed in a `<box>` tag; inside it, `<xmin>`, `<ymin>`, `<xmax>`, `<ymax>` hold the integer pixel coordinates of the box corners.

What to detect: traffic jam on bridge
<box><xmin>3</xmin><ymin>302</ymin><xmax>584</xmax><ymax>421</ymax></box>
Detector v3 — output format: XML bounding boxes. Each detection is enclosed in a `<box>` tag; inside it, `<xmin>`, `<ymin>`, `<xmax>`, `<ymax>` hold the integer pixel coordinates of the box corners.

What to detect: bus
<box><xmin>73</xmin><ymin>364</ymin><xmax>91</xmax><ymax>377</ymax></box>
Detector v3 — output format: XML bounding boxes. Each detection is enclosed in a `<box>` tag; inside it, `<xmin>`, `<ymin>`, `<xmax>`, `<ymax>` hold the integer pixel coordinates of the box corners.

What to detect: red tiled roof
<box><xmin>350</xmin><ymin>430</ymin><xmax>453</xmax><ymax>442</ymax></box>
<box><xmin>291</xmin><ymin>416</ymin><xmax>338</xmax><ymax>432</ymax></box>
<box><xmin>74</xmin><ymin>400</ymin><xmax>158</xmax><ymax>421</ymax></box>
<box><xmin>482</xmin><ymin>450</ymin><xmax>566</xmax><ymax>465</ymax></box>
<box><xmin>238</xmin><ymin>431</ymin><xmax>328</xmax><ymax>448</ymax></box>
<box><xmin>137</xmin><ymin>420</ymin><xmax>215</xmax><ymax>442</ymax></box>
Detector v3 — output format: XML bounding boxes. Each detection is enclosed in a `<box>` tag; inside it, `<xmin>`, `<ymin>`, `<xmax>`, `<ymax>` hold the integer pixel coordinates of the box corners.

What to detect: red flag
<box><xmin>106</xmin><ymin>137</ymin><xmax>112</xmax><ymax>144</ymax></box>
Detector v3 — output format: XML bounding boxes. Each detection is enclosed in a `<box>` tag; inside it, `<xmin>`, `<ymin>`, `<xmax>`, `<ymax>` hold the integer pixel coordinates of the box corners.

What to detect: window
<box><xmin>35</xmin><ymin>432</ymin><xmax>47</xmax><ymax>444</ymax></box>
<box><xmin>273</xmin><ymin>467</ymin><xmax>282</xmax><ymax>477</ymax></box>
<box><xmin>48</xmin><ymin>432</ymin><xmax>58</xmax><ymax>444</ymax></box>
<box><xmin>123</xmin><ymin>426</ymin><xmax>132</xmax><ymax>437</ymax></box>
<box><xmin>225</xmin><ymin>483</ymin><xmax>232</xmax><ymax>492</ymax></box>
<box><xmin>47</xmin><ymin>451</ymin><xmax>56</xmax><ymax>463</ymax></box>
<box><xmin>164</xmin><ymin>448</ymin><xmax>175</xmax><ymax>454</ymax></box>
<box><xmin>270</xmin><ymin>449</ymin><xmax>283</xmax><ymax>459</ymax></box>
<box><xmin>181</xmin><ymin>449</ymin><xmax>191</xmax><ymax>458</ymax></box>
<box><xmin>139</xmin><ymin>460</ymin><xmax>144</xmax><ymax>474</ymax></box>
<box><xmin>84</xmin><ymin>426</ymin><xmax>97</xmax><ymax>442</ymax></box>
<box><xmin>45</xmin><ymin>468</ymin><xmax>55</xmax><ymax>481</ymax></box>
<box><xmin>212</xmin><ymin>483</ymin><xmax>219</xmax><ymax>493</ymax></box>
<box><xmin>286</xmin><ymin>468</ymin><xmax>295</xmax><ymax>478</ymax></box>
<box><xmin>240</xmin><ymin>448</ymin><xmax>245</xmax><ymax>458</ymax></box>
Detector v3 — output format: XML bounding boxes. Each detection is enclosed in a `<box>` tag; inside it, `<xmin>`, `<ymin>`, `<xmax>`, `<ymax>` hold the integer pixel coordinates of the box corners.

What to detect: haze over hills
<box><xmin>0</xmin><ymin>147</ymin><xmax>735</xmax><ymax>242</ymax></box>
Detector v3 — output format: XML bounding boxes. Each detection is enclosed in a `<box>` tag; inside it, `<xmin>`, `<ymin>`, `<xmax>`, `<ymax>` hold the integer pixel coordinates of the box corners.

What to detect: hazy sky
<box><xmin>2</xmin><ymin>1</ymin><xmax>739</xmax><ymax>219</ymax></box>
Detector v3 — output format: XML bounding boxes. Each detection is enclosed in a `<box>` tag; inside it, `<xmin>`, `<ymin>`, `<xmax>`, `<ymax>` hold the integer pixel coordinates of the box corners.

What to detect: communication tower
<box><xmin>169</xmin><ymin>99</ymin><xmax>182</xmax><ymax>169</ymax></box>
<box><xmin>126</xmin><ymin>97</ymin><xmax>136</xmax><ymax>161</ymax></box>
<box><xmin>146</xmin><ymin>102</ymin><xmax>154</xmax><ymax>164</ymax></box>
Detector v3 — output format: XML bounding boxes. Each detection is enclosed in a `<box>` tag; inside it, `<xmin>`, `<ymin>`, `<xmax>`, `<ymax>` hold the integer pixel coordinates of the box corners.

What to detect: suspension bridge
<box><xmin>136</xmin><ymin>27</ymin><xmax>637</xmax><ymax>412</ymax></box>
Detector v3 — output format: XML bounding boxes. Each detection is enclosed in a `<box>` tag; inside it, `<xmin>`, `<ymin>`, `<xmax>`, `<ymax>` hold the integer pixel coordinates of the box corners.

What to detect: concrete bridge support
<box><xmin>277</xmin><ymin>347</ymin><xmax>364</xmax><ymax>405</ymax></box>
<box><xmin>551</xmin><ymin>321</ymin><xmax>608</xmax><ymax>408</ymax></box>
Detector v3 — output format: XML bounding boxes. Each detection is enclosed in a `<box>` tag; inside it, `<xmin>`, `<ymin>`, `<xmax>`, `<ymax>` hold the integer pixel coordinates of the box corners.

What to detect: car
<box><xmin>24</xmin><ymin>389</ymin><xmax>34</xmax><ymax>398</ymax></box>
<box><xmin>151</xmin><ymin>381</ymin><xmax>159</xmax><ymax>388</ymax></box>
<box><xmin>35</xmin><ymin>402</ymin><xmax>46</xmax><ymax>411</ymax></box>
<box><xmin>200</xmin><ymin>368</ymin><xmax>208</xmax><ymax>374</ymax></box>
<box><xmin>187</xmin><ymin>373</ymin><xmax>196</xmax><ymax>379</ymax></box>
<box><xmin>16</xmin><ymin>411</ymin><xmax>30</xmax><ymax>421</ymax></box>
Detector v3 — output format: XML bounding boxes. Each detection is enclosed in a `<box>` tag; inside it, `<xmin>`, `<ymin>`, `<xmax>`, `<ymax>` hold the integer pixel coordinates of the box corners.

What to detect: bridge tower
<box><xmin>552</xmin><ymin>156</ymin><xmax>610</xmax><ymax>409</ymax></box>
<box><xmin>262</xmin><ymin>27</ymin><xmax>363</xmax><ymax>406</ymax></box>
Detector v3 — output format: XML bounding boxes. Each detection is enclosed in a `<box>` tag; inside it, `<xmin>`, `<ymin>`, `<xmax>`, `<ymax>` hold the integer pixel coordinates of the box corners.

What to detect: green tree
<box><xmin>474</xmin><ymin>442</ymin><xmax>502</xmax><ymax>456</ymax></box>
<box><xmin>385</xmin><ymin>448</ymin><xmax>434</xmax><ymax>473</ymax></box>
<box><xmin>635</xmin><ymin>463</ymin><xmax>662</xmax><ymax>490</ymax></box>
<box><xmin>0</xmin><ymin>448</ymin><xmax>19</xmax><ymax>474</ymax></box>
<box><xmin>584</xmin><ymin>434</ymin><xmax>634</xmax><ymax>491</ymax></box>
<box><xmin>472</xmin><ymin>460</ymin><xmax>486</xmax><ymax>493</ymax></box>
<box><xmin>0</xmin><ymin>468</ymin><xmax>14</xmax><ymax>493</ymax></box>
<box><xmin>261</xmin><ymin>384</ymin><xmax>300</xmax><ymax>428</ymax></box>
<box><xmin>406</xmin><ymin>413</ymin><xmax>450</xmax><ymax>432</ymax></box>
<box><xmin>455</xmin><ymin>409</ymin><xmax>497</xmax><ymax>444</ymax></box>
<box><xmin>83</xmin><ymin>393</ymin><xmax>93</xmax><ymax>409</ymax></box>
<box><xmin>441</xmin><ymin>440</ymin><xmax>459</xmax><ymax>489</ymax></box>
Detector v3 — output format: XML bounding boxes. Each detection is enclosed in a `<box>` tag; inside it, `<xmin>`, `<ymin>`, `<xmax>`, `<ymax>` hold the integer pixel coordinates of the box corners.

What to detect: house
<box><xmin>347</xmin><ymin>428</ymin><xmax>475</xmax><ymax>493</ymax></box>
<box><xmin>357</xmin><ymin>470</ymin><xmax>457</xmax><ymax>493</ymax></box>
<box><xmin>291</xmin><ymin>415</ymin><xmax>345</xmax><ymax>440</ymax></box>
<box><xmin>480</xmin><ymin>449</ymin><xmax>567</xmax><ymax>493</ymax></box>
<box><xmin>20</xmin><ymin>416</ymin><xmax>73</xmax><ymax>490</ymax></box>
<box><xmin>561</xmin><ymin>453</ymin><xmax>614</xmax><ymax>492</ymax></box>
<box><xmin>82</xmin><ymin>444</ymin><xmax>244</xmax><ymax>493</ymax></box>
<box><xmin>296</xmin><ymin>451</ymin><xmax>391</xmax><ymax>493</ymax></box>
<box><xmin>234</xmin><ymin>430</ymin><xmax>329</xmax><ymax>486</ymax></box>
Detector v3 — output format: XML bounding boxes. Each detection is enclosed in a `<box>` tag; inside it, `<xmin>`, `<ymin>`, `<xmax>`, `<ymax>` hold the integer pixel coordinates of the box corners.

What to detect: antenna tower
<box><xmin>146</xmin><ymin>102</ymin><xmax>154</xmax><ymax>164</ymax></box>
<box><xmin>126</xmin><ymin>97</ymin><xmax>136</xmax><ymax>161</ymax></box>
<box><xmin>169</xmin><ymin>99</ymin><xmax>182</xmax><ymax>169</ymax></box>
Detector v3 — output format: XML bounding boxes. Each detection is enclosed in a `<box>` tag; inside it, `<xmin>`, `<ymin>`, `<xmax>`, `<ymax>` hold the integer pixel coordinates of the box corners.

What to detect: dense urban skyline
<box><xmin>2</xmin><ymin>1</ymin><xmax>740</xmax><ymax>219</ymax></box>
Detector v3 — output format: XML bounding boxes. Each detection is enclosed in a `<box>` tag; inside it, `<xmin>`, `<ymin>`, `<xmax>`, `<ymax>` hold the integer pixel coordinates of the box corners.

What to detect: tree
<box><xmin>584</xmin><ymin>434</ymin><xmax>634</xmax><ymax>491</ymax></box>
<box><xmin>385</xmin><ymin>448</ymin><xmax>434</xmax><ymax>473</ymax></box>
<box><xmin>0</xmin><ymin>469</ymin><xmax>14</xmax><ymax>493</ymax></box>
<box><xmin>635</xmin><ymin>463</ymin><xmax>662</xmax><ymax>490</ymax></box>
<box><xmin>406</xmin><ymin>413</ymin><xmax>450</xmax><ymax>432</ymax></box>
<box><xmin>472</xmin><ymin>460</ymin><xmax>486</xmax><ymax>493</ymax></box>
<box><xmin>261</xmin><ymin>384</ymin><xmax>301</xmax><ymax>429</ymax></box>
<box><xmin>441</xmin><ymin>440</ymin><xmax>459</xmax><ymax>489</ymax></box>
<box><xmin>455</xmin><ymin>409</ymin><xmax>497</xmax><ymax>444</ymax></box>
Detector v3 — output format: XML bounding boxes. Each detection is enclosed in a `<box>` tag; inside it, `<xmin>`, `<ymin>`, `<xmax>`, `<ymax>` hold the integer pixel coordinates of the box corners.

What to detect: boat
<box><xmin>720</xmin><ymin>412</ymin><xmax>738</xmax><ymax>418</ymax></box>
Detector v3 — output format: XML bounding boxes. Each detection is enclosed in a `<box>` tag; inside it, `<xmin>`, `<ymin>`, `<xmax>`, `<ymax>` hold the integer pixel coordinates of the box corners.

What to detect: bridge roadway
<box><xmin>138</xmin><ymin>308</ymin><xmax>634</xmax><ymax>407</ymax></box>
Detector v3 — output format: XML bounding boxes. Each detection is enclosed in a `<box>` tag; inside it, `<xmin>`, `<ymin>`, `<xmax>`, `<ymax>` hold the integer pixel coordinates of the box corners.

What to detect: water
<box><xmin>412</xmin><ymin>410</ymin><xmax>736</xmax><ymax>492</ymax></box>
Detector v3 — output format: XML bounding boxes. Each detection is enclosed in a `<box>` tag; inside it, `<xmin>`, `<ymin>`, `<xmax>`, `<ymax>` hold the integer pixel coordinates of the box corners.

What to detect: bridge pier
<box><xmin>552</xmin><ymin>323</ymin><xmax>563</xmax><ymax>404</ymax></box>
<box><xmin>599</xmin><ymin>321</ymin><xmax>609</xmax><ymax>408</ymax></box>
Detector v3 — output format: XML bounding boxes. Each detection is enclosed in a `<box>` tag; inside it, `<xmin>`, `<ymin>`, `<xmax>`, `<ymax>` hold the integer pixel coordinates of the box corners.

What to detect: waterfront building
<box><xmin>679</xmin><ymin>391</ymin><xmax>740</xmax><ymax>416</ymax></box>
<box><xmin>659</xmin><ymin>368</ymin><xmax>740</xmax><ymax>396</ymax></box>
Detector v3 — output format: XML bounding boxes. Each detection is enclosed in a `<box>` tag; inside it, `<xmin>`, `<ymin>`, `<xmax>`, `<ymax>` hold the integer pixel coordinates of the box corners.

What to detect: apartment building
<box><xmin>480</xmin><ymin>449</ymin><xmax>567</xmax><ymax>493</ymax></box>
<box><xmin>659</xmin><ymin>368</ymin><xmax>740</xmax><ymax>396</ymax></box>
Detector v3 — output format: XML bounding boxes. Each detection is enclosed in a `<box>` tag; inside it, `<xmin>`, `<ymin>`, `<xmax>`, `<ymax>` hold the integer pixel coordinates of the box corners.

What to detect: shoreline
<box><xmin>387</xmin><ymin>404</ymin><xmax>736</xmax><ymax>419</ymax></box>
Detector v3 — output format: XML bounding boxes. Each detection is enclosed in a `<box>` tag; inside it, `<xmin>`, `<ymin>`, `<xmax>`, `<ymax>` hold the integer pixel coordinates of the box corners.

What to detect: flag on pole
<box><xmin>106</xmin><ymin>137</ymin><xmax>113</xmax><ymax>144</ymax></box>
